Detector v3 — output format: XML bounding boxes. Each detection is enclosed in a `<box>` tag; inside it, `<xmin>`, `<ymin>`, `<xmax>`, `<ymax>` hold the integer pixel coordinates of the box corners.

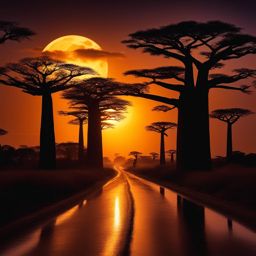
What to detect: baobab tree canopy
<box><xmin>123</xmin><ymin>20</ymin><xmax>256</xmax><ymax>171</ymax></box>
<box><xmin>129</xmin><ymin>151</ymin><xmax>142</xmax><ymax>158</ymax></box>
<box><xmin>124</xmin><ymin>21</ymin><xmax>256</xmax><ymax>93</ymax></box>
<box><xmin>211</xmin><ymin>108</ymin><xmax>253</xmax><ymax>124</ymax></box>
<box><xmin>0</xmin><ymin>21</ymin><xmax>35</xmax><ymax>44</ymax></box>
<box><xmin>146</xmin><ymin>122</ymin><xmax>177</xmax><ymax>135</ymax></box>
<box><xmin>59</xmin><ymin>110</ymin><xmax>88</xmax><ymax>125</ymax></box>
<box><xmin>0</xmin><ymin>56</ymin><xmax>95</xmax><ymax>95</ymax></box>
<box><xmin>152</xmin><ymin>105</ymin><xmax>176</xmax><ymax>112</ymax></box>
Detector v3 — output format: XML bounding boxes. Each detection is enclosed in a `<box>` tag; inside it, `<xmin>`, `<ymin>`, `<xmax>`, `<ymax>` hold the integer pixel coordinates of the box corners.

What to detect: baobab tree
<box><xmin>59</xmin><ymin>110</ymin><xmax>87</xmax><ymax>162</ymax></box>
<box><xmin>210</xmin><ymin>108</ymin><xmax>253</xmax><ymax>160</ymax></box>
<box><xmin>123</xmin><ymin>21</ymin><xmax>256</xmax><ymax>171</ymax></box>
<box><xmin>0</xmin><ymin>56</ymin><xmax>94</xmax><ymax>169</ymax></box>
<box><xmin>146</xmin><ymin>122</ymin><xmax>177</xmax><ymax>165</ymax></box>
<box><xmin>0</xmin><ymin>21</ymin><xmax>35</xmax><ymax>44</ymax></box>
<box><xmin>129</xmin><ymin>151</ymin><xmax>142</xmax><ymax>168</ymax></box>
<box><xmin>150</xmin><ymin>152</ymin><xmax>159</xmax><ymax>160</ymax></box>
<box><xmin>166</xmin><ymin>149</ymin><xmax>176</xmax><ymax>163</ymax></box>
<box><xmin>152</xmin><ymin>105</ymin><xmax>176</xmax><ymax>112</ymax></box>
<box><xmin>63</xmin><ymin>77</ymin><xmax>130</xmax><ymax>168</ymax></box>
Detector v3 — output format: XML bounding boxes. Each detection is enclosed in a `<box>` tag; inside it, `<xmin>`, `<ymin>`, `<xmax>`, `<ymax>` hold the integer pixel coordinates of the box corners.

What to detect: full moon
<box><xmin>43</xmin><ymin>35</ymin><xmax>108</xmax><ymax>77</ymax></box>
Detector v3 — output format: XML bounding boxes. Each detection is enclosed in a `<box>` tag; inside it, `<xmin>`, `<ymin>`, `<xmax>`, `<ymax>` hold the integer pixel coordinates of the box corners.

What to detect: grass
<box><xmin>0</xmin><ymin>168</ymin><xmax>115</xmax><ymax>228</ymax></box>
<box><xmin>129</xmin><ymin>164</ymin><xmax>256</xmax><ymax>211</ymax></box>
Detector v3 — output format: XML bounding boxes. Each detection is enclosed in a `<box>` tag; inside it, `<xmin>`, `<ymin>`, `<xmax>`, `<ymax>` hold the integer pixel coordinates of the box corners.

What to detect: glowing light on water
<box><xmin>55</xmin><ymin>205</ymin><xmax>79</xmax><ymax>226</ymax></box>
<box><xmin>114</xmin><ymin>196</ymin><xmax>120</xmax><ymax>228</ymax></box>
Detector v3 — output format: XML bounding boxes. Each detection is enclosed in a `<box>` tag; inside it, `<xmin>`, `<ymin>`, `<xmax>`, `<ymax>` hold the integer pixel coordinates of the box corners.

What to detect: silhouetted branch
<box><xmin>210</xmin><ymin>108</ymin><xmax>254</xmax><ymax>124</ymax></box>
<box><xmin>0</xmin><ymin>56</ymin><xmax>95</xmax><ymax>95</ymax></box>
<box><xmin>146</xmin><ymin>122</ymin><xmax>177</xmax><ymax>133</ymax></box>
<box><xmin>152</xmin><ymin>105</ymin><xmax>176</xmax><ymax>112</ymax></box>
<box><xmin>0</xmin><ymin>21</ymin><xmax>35</xmax><ymax>44</ymax></box>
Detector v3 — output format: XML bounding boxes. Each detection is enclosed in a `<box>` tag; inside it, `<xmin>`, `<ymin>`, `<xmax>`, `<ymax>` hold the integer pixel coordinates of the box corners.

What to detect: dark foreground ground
<box><xmin>0</xmin><ymin>168</ymin><xmax>115</xmax><ymax>228</ymax></box>
<box><xmin>128</xmin><ymin>164</ymin><xmax>256</xmax><ymax>228</ymax></box>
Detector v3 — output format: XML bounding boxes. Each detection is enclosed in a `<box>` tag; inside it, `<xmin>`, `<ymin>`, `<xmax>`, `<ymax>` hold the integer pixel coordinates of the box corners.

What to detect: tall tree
<box><xmin>0</xmin><ymin>21</ymin><xmax>35</xmax><ymax>44</ymax></box>
<box><xmin>63</xmin><ymin>78</ymin><xmax>130</xmax><ymax>168</ymax></box>
<box><xmin>59</xmin><ymin>110</ymin><xmax>87</xmax><ymax>162</ymax></box>
<box><xmin>0</xmin><ymin>56</ymin><xmax>94</xmax><ymax>169</ymax></box>
<box><xmin>129</xmin><ymin>151</ymin><xmax>142</xmax><ymax>168</ymax></box>
<box><xmin>146</xmin><ymin>122</ymin><xmax>177</xmax><ymax>165</ymax></box>
<box><xmin>210</xmin><ymin>108</ymin><xmax>253</xmax><ymax>160</ymax></box>
<box><xmin>166</xmin><ymin>149</ymin><xmax>176</xmax><ymax>163</ymax></box>
<box><xmin>123</xmin><ymin>21</ymin><xmax>256</xmax><ymax>171</ymax></box>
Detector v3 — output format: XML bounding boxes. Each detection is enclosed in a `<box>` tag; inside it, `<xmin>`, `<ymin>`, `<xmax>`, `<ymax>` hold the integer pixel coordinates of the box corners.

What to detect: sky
<box><xmin>0</xmin><ymin>0</ymin><xmax>255</xmax><ymax>159</ymax></box>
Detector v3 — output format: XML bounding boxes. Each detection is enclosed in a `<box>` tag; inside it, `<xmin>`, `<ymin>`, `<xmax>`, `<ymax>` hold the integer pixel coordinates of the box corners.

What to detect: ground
<box><xmin>0</xmin><ymin>168</ymin><xmax>115</xmax><ymax>228</ymax></box>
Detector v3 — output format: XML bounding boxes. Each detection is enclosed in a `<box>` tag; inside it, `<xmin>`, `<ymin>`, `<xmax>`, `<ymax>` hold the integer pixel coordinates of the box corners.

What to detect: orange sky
<box><xmin>0</xmin><ymin>1</ymin><xmax>255</xmax><ymax>160</ymax></box>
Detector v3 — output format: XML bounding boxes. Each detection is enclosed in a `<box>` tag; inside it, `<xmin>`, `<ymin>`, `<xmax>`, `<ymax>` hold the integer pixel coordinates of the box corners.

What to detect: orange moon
<box><xmin>43</xmin><ymin>35</ymin><xmax>108</xmax><ymax>77</ymax></box>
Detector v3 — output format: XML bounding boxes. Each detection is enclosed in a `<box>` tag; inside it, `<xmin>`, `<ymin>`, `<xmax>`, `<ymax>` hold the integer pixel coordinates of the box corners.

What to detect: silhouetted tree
<box><xmin>146</xmin><ymin>122</ymin><xmax>177</xmax><ymax>165</ymax></box>
<box><xmin>150</xmin><ymin>152</ymin><xmax>159</xmax><ymax>160</ymax></box>
<box><xmin>16</xmin><ymin>146</ymin><xmax>36</xmax><ymax>165</ymax></box>
<box><xmin>129</xmin><ymin>151</ymin><xmax>142</xmax><ymax>168</ymax></box>
<box><xmin>210</xmin><ymin>108</ymin><xmax>253</xmax><ymax>160</ymax></box>
<box><xmin>0</xmin><ymin>21</ymin><xmax>35</xmax><ymax>44</ymax></box>
<box><xmin>59</xmin><ymin>110</ymin><xmax>87</xmax><ymax>162</ymax></box>
<box><xmin>0</xmin><ymin>56</ymin><xmax>94</xmax><ymax>169</ymax></box>
<box><xmin>166</xmin><ymin>149</ymin><xmax>176</xmax><ymax>163</ymax></box>
<box><xmin>123</xmin><ymin>21</ymin><xmax>256</xmax><ymax>171</ymax></box>
<box><xmin>152</xmin><ymin>105</ymin><xmax>176</xmax><ymax>112</ymax></box>
<box><xmin>0</xmin><ymin>144</ymin><xmax>15</xmax><ymax>166</ymax></box>
<box><xmin>63</xmin><ymin>78</ymin><xmax>130</xmax><ymax>168</ymax></box>
<box><xmin>56</xmin><ymin>142</ymin><xmax>78</xmax><ymax>161</ymax></box>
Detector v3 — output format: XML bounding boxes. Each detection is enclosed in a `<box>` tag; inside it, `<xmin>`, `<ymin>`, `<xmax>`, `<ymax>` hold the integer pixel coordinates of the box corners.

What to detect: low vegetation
<box><xmin>0</xmin><ymin>168</ymin><xmax>115</xmax><ymax>228</ymax></box>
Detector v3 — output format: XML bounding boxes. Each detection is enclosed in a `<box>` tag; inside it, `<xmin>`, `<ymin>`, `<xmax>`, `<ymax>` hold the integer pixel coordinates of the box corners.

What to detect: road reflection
<box><xmin>177</xmin><ymin>197</ymin><xmax>207</xmax><ymax>256</ymax></box>
<box><xmin>114</xmin><ymin>196</ymin><xmax>121</xmax><ymax>228</ymax></box>
<box><xmin>1</xmin><ymin>170</ymin><xmax>256</xmax><ymax>256</ymax></box>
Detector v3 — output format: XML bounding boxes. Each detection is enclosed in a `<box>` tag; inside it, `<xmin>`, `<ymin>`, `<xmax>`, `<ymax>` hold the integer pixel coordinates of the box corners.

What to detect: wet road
<box><xmin>1</xmin><ymin>168</ymin><xmax>256</xmax><ymax>256</ymax></box>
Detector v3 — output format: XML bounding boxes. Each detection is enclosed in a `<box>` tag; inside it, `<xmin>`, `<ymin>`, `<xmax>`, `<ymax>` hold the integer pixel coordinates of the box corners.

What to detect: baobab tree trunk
<box><xmin>192</xmin><ymin>68</ymin><xmax>211</xmax><ymax>170</ymax></box>
<box><xmin>176</xmin><ymin>89</ymin><xmax>195</xmax><ymax>171</ymax></box>
<box><xmin>133</xmin><ymin>157</ymin><xmax>137</xmax><ymax>168</ymax></box>
<box><xmin>176</xmin><ymin>87</ymin><xmax>211</xmax><ymax>171</ymax></box>
<box><xmin>39</xmin><ymin>93</ymin><xmax>56</xmax><ymax>169</ymax></box>
<box><xmin>78</xmin><ymin>119</ymin><xmax>84</xmax><ymax>162</ymax></box>
<box><xmin>191</xmin><ymin>88</ymin><xmax>211</xmax><ymax>170</ymax></box>
<box><xmin>87</xmin><ymin>103</ymin><xmax>103</xmax><ymax>169</ymax></box>
<box><xmin>160</xmin><ymin>132</ymin><xmax>166</xmax><ymax>165</ymax></box>
<box><xmin>226</xmin><ymin>122</ymin><xmax>233</xmax><ymax>160</ymax></box>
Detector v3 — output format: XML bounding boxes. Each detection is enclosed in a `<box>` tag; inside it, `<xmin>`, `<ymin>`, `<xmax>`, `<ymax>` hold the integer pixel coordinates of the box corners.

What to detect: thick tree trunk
<box><xmin>87</xmin><ymin>103</ymin><xmax>103</xmax><ymax>169</ymax></box>
<box><xmin>160</xmin><ymin>132</ymin><xmax>166</xmax><ymax>165</ymax></box>
<box><xmin>191</xmin><ymin>88</ymin><xmax>211</xmax><ymax>170</ymax></box>
<box><xmin>176</xmin><ymin>87</ymin><xmax>211</xmax><ymax>171</ymax></box>
<box><xmin>226</xmin><ymin>122</ymin><xmax>233</xmax><ymax>160</ymax></box>
<box><xmin>78</xmin><ymin>119</ymin><xmax>84</xmax><ymax>162</ymax></box>
<box><xmin>176</xmin><ymin>89</ymin><xmax>195</xmax><ymax>170</ymax></box>
<box><xmin>39</xmin><ymin>93</ymin><xmax>56</xmax><ymax>169</ymax></box>
<box><xmin>193</xmin><ymin>68</ymin><xmax>211</xmax><ymax>170</ymax></box>
<box><xmin>133</xmin><ymin>157</ymin><xmax>137</xmax><ymax>168</ymax></box>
